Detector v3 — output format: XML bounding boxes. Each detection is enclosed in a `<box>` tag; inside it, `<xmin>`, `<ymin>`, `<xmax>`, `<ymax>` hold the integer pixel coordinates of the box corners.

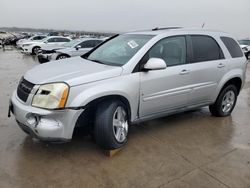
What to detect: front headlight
<box><xmin>22</xmin><ymin>44</ymin><xmax>32</xmax><ymax>47</ymax></box>
<box><xmin>32</xmin><ymin>83</ymin><xmax>69</xmax><ymax>109</ymax></box>
<box><xmin>242</xmin><ymin>47</ymin><xmax>248</xmax><ymax>52</ymax></box>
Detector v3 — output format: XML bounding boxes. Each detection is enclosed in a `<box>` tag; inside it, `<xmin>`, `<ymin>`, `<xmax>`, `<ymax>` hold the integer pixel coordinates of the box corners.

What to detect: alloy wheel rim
<box><xmin>112</xmin><ymin>106</ymin><xmax>128</xmax><ymax>143</ymax></box>
<box><xmin>34</xmin><ymin>48</ymin><xmax>39</xmax><ymax>54</ymax></box>
<box><xmin>221</xmin><ymin>90</ymin><xmax>235</xmax><ymax>113</ymax></box>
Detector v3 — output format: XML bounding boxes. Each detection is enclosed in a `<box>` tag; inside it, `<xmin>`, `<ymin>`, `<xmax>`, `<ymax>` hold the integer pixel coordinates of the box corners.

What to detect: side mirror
<box><xmin>75</xmin><ymin>45</ymin><xmax>81</xmax><ymax>50</ymax></box>
<box><xmin>143</xmin><ymin>58</ymin><xmax>167</xmax><ymax>71</ymax></box>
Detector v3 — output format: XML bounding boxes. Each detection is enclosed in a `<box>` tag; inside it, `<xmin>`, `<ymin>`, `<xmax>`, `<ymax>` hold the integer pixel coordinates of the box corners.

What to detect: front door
<box><xmin>139</xmin><ymin>36</ymin><xmax>192</xmax><ymax>117</ymax></box>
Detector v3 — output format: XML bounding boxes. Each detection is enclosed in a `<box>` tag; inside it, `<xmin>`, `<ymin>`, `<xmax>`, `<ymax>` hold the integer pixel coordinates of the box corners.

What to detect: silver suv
<box><xmin>9</xmin><ymin>28</ymin><xmax>247</xmax><ymax>150</ymax></box>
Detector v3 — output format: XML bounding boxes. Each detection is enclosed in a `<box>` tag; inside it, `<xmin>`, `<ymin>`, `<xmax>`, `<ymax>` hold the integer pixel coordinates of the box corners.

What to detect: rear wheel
<box><xmin>94</xmin><ymin>100</ymin><xmax>129</xmax><ymax>150</ymax></box>
<box><xmin>209</xmin><ymin>85</ymin><xmax>238</xmax><ymax>117</ymax></box>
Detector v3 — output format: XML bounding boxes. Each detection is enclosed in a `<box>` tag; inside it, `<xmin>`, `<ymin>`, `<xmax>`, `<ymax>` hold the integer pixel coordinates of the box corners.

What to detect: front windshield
<box><xmin>86</xmin><ymin>34</ymin><xmax>154</xmax><ymax>66</ymax></box>
<box><xmin>63</xmin><ymin>39</ymin><xmax>82</xmax><ymax>47</ymax></box>
<box><xmin>41</xmin><ymin>37</ymin><xmax>49</xmax><ymax>42</ymax></box>
<box><xmin>238</xmin><ymin>40</ymin><xmax>250</xmax><ymax>45</ymax></box>
<box><xmin>29</xmin><ymin>36</ymin><xmax>35</xmax><ymax>40</ymax></box>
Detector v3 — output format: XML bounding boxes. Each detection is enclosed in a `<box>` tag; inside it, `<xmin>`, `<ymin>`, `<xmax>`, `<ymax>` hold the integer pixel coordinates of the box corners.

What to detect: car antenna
<box><xmin>202</xmin><ymin>22</ymin><xmax>206</xmax><ymax>28</ymax></box>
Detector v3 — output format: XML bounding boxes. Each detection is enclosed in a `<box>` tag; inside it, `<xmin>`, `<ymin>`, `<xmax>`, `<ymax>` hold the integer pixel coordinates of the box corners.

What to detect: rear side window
<box><xmin>190</xmin><ymin>35</ymin><xmax>224</xmax><ymax>63</ymax></box>
<box><xmin>47</xmin><ymin>38</ymin><xmax>57</xmax><ymax>42</ymax></box>
<box><xmin>221</xmin><ymin>37</ymin><xmax>243</xmax><ymax>58</ymax></box>
<box><xmin>57</xmin><ymin>38</ymin><xmax>70</xmax><ymax>42</ymax></box>
<box><xmin>80</xmin><ymin>41</ymin><xmax>94</xmax><ymax>48</ymax></box>
<box><xmin>93</xmin><ymin>40</ymin><xmax>103</xmax><ymax>46</ymax></box>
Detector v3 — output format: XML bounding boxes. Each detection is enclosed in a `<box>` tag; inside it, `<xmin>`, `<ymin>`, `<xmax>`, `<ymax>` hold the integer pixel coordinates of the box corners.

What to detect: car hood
<box><xmin>22</xmin><ymin>41</ymin><xmax>44</xmax><ymax>45</ymax></box>
<box><xmin>55</xmin><ymin>47</ymin><xmax>75</xmax><ymax>54</ymax></box>
<box><xmin>24</xmin><ymin>56</ymin><xmax>123</xmax><ymax>86</ymax></box>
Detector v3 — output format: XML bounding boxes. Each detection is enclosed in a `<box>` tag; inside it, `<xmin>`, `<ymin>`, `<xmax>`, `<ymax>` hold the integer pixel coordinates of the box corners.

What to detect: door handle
<box><xmin>179</xmin><ymin>69</ymin><xmax>190</xmax><ymax>75</ymax></box>
<box><xmin>217</xmin><ymin>63</ymin><xmax>225</xmax><ymax>68</ymax></box>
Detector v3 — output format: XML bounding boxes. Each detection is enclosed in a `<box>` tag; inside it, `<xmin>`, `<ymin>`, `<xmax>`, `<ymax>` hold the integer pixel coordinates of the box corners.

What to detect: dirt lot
<box><xmin>0</xmin><ymin>48</ymin><xmax>250</xmax><ymax>188</ymax></box>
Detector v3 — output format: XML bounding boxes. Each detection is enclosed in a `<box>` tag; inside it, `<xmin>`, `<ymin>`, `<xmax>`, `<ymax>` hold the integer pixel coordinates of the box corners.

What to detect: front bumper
<box><xmin>20</xmin><ymin>47</ymin><xmax>31</xmax><ymax>54</ymax></box>
<box><xmin>10</xmin><ymin>91</ymin><xmax>84</xmax><ymax>141</ymax></box>
<box><xmin>37</xmin><ymin>54</ymin><xmax>51</xmax><ymax>63</ymax></box>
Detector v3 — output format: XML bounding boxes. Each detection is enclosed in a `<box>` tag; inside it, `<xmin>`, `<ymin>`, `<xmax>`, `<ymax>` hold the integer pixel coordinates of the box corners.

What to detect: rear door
<box><xmin>186</xmin><ymin>35</ymin><xmax>226</xmax><ymax>106</ymax></box>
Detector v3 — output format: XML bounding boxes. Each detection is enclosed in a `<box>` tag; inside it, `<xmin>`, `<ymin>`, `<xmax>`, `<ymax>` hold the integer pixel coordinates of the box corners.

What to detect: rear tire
<box><xmin>94</xmin><ymin>100</ymin><xmax>129</xmax><ymax>150</ymax></box>
<box><xmin>209</xmin><ymin>85</ymin><xmax>238</xmax><ymax>117</ymax></box>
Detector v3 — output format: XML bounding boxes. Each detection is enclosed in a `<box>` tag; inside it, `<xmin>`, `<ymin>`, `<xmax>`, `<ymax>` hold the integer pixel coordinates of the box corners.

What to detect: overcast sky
<box><xmin>1</xmin><ymin>0</ymin><xmax>249</xmax><ymax>38</ymax></box>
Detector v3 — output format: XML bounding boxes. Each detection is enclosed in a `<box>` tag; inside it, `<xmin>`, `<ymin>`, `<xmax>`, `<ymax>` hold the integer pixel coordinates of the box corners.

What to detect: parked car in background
<box><xmin>47</xmin><ymin>32</ymin><xmax>60</xmax><ymax>36</ymax></box>
<box><xmin>9</xmin><ymin>28</ymin><xmax>247</xmax><ymax>150</ymax></box>
<box><xmin>16</xmin><ymin>35</ymin><xmax>47</xmax><ymax>48</ymax></box>
<box><xmin>21</xmin><ymin>36</ymin><xmax>71</xmax><ymax>55</ymax></box>
<box><xmin>238</xmin><ymin>39</ymin><xmax>250</xmax><ymax>59</ymax></box>
<box><xmin>37</xmin><ymin>38</ymin><xmax>103</xmax><ymax>63</ymax></box>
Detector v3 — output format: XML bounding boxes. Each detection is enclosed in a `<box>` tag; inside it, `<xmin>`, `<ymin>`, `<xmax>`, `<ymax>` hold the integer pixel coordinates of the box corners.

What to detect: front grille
<box><xmin>41</xmin><ymin>49</ymin><xmax>55</xmax><ymax>54</ymax></box>
<box><xmin>17</xmin><ymin>78</ymin><xmax>35</xmax><ymax>102</ymax></box>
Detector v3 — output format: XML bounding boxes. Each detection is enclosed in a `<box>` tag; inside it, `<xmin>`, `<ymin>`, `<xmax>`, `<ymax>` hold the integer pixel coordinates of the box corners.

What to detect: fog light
<box><xmin>26</xmin><ymin>114</ymin><xmax>38</xmax><ymax>127</ymax></box>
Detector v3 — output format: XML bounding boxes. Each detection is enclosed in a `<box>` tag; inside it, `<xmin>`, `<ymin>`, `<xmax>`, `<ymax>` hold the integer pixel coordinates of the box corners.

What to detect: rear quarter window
<box><xmin>221</xmin><ymin>37</ymin><xmax>243</xmax><ymax>58</ymax></box>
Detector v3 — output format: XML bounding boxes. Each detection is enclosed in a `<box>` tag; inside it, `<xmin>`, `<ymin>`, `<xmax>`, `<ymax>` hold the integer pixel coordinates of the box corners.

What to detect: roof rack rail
<box><xmin>152</xmin><ymin>27</ymin><xmax>182</xmax><ymax>31</ymax></box>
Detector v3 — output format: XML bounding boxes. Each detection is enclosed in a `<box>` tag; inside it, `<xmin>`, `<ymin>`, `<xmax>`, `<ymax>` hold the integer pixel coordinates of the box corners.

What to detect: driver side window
<box><xmin>47</xmin><ymin>38</ymin><xmax>55</xmax><ymax>43</ymax></box>
<box><xmin>148</xmin><ymin>36</ymin><xmax>187</xmax><ymax>67</ymax></box>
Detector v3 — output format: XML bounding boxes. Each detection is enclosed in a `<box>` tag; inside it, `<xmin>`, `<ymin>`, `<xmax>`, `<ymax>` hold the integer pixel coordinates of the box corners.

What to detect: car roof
<box><xmin>45</xmin><ymin>36</ymin><xmax>70</xmax><ymax>39</ymax></box>
<box><xmin>126</xmin><ymin>27</ymin><xmax>230</xmax><ymax>37</ymax></box>
<box><xmin>78</xmin><ymin>38</ymin><xmax>103</xmax><ymax>41</ymax></box>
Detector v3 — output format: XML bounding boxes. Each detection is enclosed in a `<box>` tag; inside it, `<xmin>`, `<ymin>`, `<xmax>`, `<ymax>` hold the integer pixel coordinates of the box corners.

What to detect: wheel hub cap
<box><xmin>113</xmin><ymin>106</ymin><xmax>128</xmax><ymax>143</ymax></box>
<box><xmin>221</xmin><ymin>90</ymin><xmax>235</xmax><ymax>113</ymax></box>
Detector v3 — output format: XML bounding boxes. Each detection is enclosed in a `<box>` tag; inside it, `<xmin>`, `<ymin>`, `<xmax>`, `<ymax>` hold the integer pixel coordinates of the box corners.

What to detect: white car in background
<box><xmin>37</xmin><ymin>38</ymin><xmax>103</xmax><ymax>63</ymax></box>
<box><xmin>238</xmin><ymin>39</ymin><xmax>250</xmax><ymax>59</ymax></box>
<box><xmin>21</xmin><ymin>36</ymin><xmax>71</xmax><ymax>55</ymax></box>
<box><xmin>16</xmin><ymin>35</ymin><xmax>47</xmax><ymax>48</ymax></box>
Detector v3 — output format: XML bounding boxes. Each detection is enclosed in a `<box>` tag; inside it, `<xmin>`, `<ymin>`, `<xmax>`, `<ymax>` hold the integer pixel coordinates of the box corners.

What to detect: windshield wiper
<box><xmin>88</xmin><ymin>59</ymin><xmax>105</xmax><ymax>65</ymax></box>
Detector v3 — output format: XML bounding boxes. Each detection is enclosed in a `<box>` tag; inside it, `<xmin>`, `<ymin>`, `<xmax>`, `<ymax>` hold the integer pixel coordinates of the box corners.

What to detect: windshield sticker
<box><xmin>127</xmin><ymin>40</ymin><xmax>139</xmax><ymax>49</ymax></box>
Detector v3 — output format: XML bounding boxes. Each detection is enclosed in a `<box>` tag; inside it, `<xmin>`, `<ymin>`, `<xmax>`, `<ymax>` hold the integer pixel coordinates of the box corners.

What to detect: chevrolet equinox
<box><xmin>9</xmin><ymin>28</ymin><xmax>247</xmax><ymax>150</ymax></box>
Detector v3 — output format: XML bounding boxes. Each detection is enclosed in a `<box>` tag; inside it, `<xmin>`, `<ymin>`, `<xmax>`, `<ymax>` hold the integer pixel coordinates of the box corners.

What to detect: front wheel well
<box><xmin>75</xmin><ymin>95</ymin><xmax>131</xmax><ymax>130</ymax></box>
<box><xmin>221</xmin><ymin>77</ymin><xmax>242</xmax><ymax>95</ymax></box>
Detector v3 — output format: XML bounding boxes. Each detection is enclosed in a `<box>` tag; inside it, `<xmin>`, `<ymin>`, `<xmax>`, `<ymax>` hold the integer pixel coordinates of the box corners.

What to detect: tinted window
<box><xmin>33</xmin><ymin>36</ymin><xmax>40</xmax><ymax>40</ymax></box>
<box><xmin>238</xmin><ymin>40</ymin><xmax>250</xmax><ymax>46</ymax></box>
<box><xmin>48</xmin><ymin>37</ymin><xmax>70</xmax><ymax>43</ymax></box>
<box><xmin>93</xmin><ymin>40</ymin><xmax>102</xmax><ymax>46</ymax></box>
<box><xmin>58</xmin><ymin>38</ymin><xmax>70</xmax><ymax>42</ymax></box>
<box><xmin>221</xmin><ymin>37</ymin><xmax>243</xmax><ymax>58</ymax></box>
<box><xmin>36</xmin><ymin>36</ymin><xmax>45</xmax><ymax>40</ymax></box>
<box><xmin>148</xmin><ymin>36</ymin><xmax>186</xmax><ymax>66</ymax></box>
<box><xmin>81</xmin><ymin>40</ymin><xmax>102</xmax><ymax>48</ymax></box>
<box><xmin>80</xmin><ymin>41</ymin><xmax>94</xmax><ymax>48</ymax></box>
<box><xmin>47</xmin><ymin>38</ymin><xmax>57</xmax><ymax>43</ymax></box>
<box><xmin>191</xmin><ymin>36</ymin><xmax>223</xmax><ymax>63</ymax></box>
